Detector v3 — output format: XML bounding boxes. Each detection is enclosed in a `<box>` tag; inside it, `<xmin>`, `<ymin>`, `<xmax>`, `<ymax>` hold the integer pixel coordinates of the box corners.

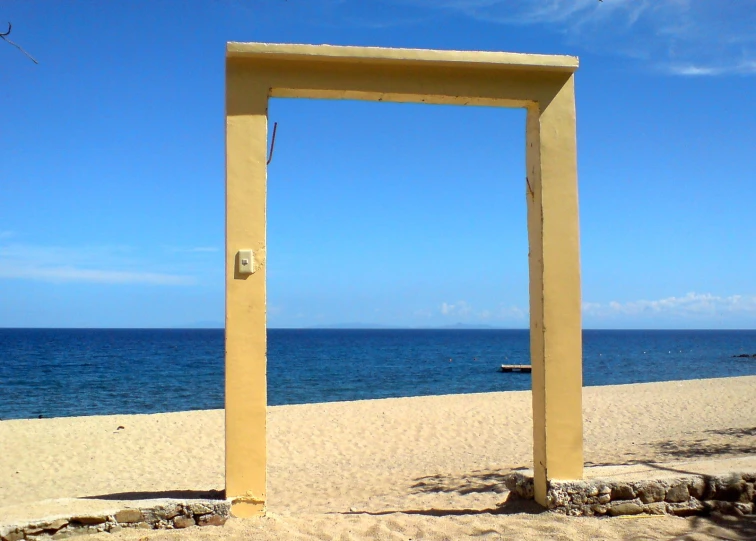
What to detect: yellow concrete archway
<box><xmin>225</xmin><ymin>42</ymin><xmax>583</xmax><ymax>517</ymax></box>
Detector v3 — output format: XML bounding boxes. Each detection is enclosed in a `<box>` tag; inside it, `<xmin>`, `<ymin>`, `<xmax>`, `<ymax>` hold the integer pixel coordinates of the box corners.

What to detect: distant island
<box><xmin>180</xmin><ymin>322</ymin><xmax>519</xmax><ymax>330</ymax></box>
<box><xmin>310</xmin><ymin>322</ymin><xmax>507</xmax><ymax>330</ymax></box>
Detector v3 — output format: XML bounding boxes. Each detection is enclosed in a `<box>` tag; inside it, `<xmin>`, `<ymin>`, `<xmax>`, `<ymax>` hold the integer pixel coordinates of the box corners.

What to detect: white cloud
<box><xmin>439</xmin><ymin>300</ymin><xmax>527</xmax><ymax>321</ymax></box>
<box><xmin>412</xmin><ymin>0</ymin><xmax>600</xmax><ymax>25</ymax></box>
<box><xmin>0</xmin><ymin>266</ymin><xmax>195</xmax><ymax>285</ymax></box>
<box><xmin>668</xmin><ymin>65</ymin><xmax>722</xmax><ymax>76</ymax></box>
<box><xmin>668</xmin><ymin>61</ymin><xmax>756</xmax><ymax>77</ymax></box>
<box><xmin>426</xmin><ymin>292</ymin><xmax>755</xmax><ymax>326</ymax></box>
<box><xmin>0</xmin><ymin>243</ymin><xmax>196</xmax><ymax>286</ymax></box>
<box><xmin>496</xmin><ymin>304</ymin><xmax>528</xmax><ymax>321</ymax></box>
<box><xmin>582</xmin><ymin>292</ymin><xmax>756</xmax><ymax>319</ymax></box>
<box><xmin>401</xmin><ymin>0</ymin><xmax>756</xmax><ymax>76</ymax></box>
<box><xmin>440</xmin><ymin>300</ymin><xmax>472</xmax><ymax>316</ymax></box>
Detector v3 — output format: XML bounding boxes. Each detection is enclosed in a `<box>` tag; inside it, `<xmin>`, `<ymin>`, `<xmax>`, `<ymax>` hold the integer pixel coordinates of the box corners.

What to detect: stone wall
<box><xmin>4</xmin><ymin>471</ymin><xmax>754</xmax><ymax>538</ymax></box>
<box><xmin>0</xmin><ymin>499</ymin><xmax>230</xmax><ymax>541</ymax></box>
<box><xmin>505</xmin><ymin>471</ymin><xmax>756</xmax><ymax>517</ymax></box>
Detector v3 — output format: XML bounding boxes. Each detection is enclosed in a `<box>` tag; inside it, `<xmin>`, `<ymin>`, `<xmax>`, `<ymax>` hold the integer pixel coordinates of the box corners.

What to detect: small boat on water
<box><xmin>500</xmin><ymin>364</ymin><xmax>531</xmax><ymax>373</ymax></box>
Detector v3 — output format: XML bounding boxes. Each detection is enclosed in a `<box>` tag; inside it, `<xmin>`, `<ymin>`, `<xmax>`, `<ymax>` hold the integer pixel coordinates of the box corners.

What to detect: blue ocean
<box><xmin>0</xmin><ymin>329</ymin><xmax>754</xmax><ymax>420</ymax></box>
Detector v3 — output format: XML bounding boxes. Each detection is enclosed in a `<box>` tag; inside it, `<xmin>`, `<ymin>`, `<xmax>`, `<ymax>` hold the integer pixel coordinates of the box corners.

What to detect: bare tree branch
<box><xmin>1</xmin><ymin>22</ymin><xmax>39</xmax><ymax>64</ymax></box>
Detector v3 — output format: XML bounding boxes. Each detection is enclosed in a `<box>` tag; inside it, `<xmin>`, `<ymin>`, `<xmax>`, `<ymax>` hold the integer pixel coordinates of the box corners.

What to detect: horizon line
<box><xmin>1</xmin><ymin>327</ymin><xmax>754</xmax><ymax>332</ymax></box>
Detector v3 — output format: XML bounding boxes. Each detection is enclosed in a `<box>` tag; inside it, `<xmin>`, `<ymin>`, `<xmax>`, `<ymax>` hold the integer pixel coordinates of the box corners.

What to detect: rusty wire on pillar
<box><xmin>267</xmin><ymin>122</ymin><xmax>278</xmax><ymax>165</ymax></box>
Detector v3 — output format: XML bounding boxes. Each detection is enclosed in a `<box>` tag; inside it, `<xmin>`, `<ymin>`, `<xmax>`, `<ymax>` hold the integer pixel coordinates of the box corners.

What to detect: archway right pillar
<box><xmin>526</xmin><ymin>73</ymin><xmax>584</xmax><ymax>507</ymax></box>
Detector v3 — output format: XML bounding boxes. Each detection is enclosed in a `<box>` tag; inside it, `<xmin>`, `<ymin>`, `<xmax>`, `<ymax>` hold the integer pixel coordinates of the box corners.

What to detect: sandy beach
<box><xmin>2</xmin><ymin>376</ymin><xmax>755</xmax><ymax>540</ymax></box>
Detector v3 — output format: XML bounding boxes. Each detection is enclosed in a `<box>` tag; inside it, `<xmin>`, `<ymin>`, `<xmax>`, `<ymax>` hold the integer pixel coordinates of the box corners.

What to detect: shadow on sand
<box><xmin>624</xmin><ymin>514</ymin><xmax>756</xmax><ymax>541</ymax></box>
<box><xmin>83</xmin><ymin>489</ymin><xmax>225</xmax><ymax>501</ymax></box>
<box><xmin>339</xmin><ymin>498</ymin><xmax>544</xmax><ymax>517</ymax></box>
<box><xmin>585</xmin><ymin>426</ymin><xmax>756</xmax><ymax>469</ymax></box>
<box><xmin>410</xmin><ymin>470</ymin><xmax>514</xmax><ymax>496</ymax></box>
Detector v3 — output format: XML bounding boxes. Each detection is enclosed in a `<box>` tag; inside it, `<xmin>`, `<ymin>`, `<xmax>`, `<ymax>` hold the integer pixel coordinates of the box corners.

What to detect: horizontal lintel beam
<box><xmin>227</xmin><ymin>42</ymin><xmax>578</xmax><ymax>74</ymax></box>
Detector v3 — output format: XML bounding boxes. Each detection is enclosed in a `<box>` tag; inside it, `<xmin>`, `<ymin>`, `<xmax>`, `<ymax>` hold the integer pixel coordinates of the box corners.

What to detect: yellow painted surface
<box><xmin>225</xmin><ymin>63</ymin><xmax>268</xmax><ymax>517</ymax></box>
<box><xmin>526</xmin><ymin>75</ymin><xmax>584</xmax><ymax>504</ymax></box>
<box><xmin>227</xmin><ymin>42</ymin><xmax>578</xmax><ymax>72</ymax></box>
<box><xmin>225</xmin><ymin>42</ymin><xmax>583</xmax><ymax>510</ymax></box>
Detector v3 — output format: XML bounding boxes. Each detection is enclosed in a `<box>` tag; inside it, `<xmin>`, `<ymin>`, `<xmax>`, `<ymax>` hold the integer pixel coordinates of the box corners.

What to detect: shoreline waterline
<box><xmin>1</xmin><ymin>328</ymin><xmax>755</xmax><ymax>420</ymax></box>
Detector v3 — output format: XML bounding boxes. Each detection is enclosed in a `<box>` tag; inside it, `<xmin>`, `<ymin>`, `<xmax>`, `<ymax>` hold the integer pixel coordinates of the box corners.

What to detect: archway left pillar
<box><xmin>225</xmin><ymin>64</ymin><xmax>269</xmax><ymax>518</ymax></box>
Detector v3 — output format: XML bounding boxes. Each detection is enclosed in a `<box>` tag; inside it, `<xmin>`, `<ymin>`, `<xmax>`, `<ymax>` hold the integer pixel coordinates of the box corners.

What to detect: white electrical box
<box><xmin>238</xmin><ymin>250</ymin><xmax>254</xmax><ymax>274</ymax></box>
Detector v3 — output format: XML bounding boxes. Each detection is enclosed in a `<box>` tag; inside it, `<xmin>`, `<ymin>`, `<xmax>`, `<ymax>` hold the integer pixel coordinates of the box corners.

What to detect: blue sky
<box><xmin>1</xmin><ymin>0</ymin><xmax>755</xmax><ymax>329</ymax></box>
